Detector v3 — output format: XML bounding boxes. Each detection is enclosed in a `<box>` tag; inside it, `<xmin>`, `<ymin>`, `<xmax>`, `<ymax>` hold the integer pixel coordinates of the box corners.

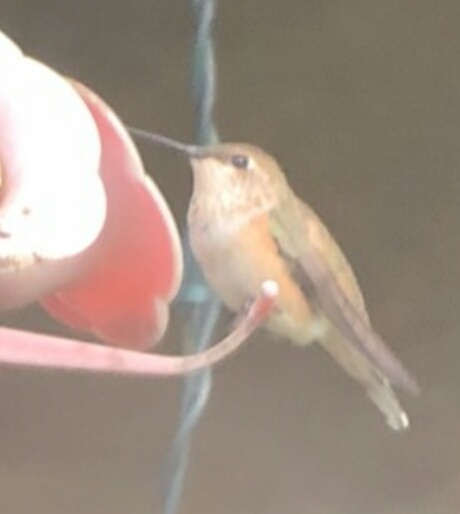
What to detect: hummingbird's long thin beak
<box><xmin>127</xmin><ymin>126</ymin><xmax>202</xmax><ymax>158</ymax></box>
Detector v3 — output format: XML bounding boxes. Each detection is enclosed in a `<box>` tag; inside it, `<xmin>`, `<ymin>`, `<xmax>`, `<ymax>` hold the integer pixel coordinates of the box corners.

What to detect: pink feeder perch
<box><xmin>0</xmin><ymin>31</ymin><xmax>277</xmax><ymax>376</ymax></box>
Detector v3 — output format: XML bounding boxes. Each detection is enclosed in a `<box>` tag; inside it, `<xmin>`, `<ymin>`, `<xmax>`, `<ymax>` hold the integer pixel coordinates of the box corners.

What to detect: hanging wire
<box><xmin>161</xmin><ymin>1</ymin><xmax>220</xmax><ymax>513</ymax></box>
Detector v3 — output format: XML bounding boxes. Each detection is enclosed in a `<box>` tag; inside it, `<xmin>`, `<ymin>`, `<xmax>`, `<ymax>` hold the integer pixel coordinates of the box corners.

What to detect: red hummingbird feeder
<box><xmin>0</xmin><ymin>30</ymin><xmax>276</xmax><ymax>376</ymax></box>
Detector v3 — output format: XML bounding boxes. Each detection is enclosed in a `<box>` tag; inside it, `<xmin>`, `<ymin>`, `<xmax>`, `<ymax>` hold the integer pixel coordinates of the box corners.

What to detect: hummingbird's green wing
<box><xmin>270</xmin><ymin>196</ymin><xmax>419</xmax><ymax>397</ymax></box>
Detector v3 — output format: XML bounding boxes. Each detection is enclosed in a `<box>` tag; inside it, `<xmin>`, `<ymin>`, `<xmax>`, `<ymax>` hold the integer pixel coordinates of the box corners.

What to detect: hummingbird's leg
<box><xmin>230</xmin><ymin>280</ymin><xmax>278</xmax><ymax>330</ymax></box>
<box><xmin>230</xmin><ymin>281</ymin><xmax>279</xmax><ymax>330</ymax></box>
<box><xmin>230</xmin><ymin>296</ymin><xmax>259</xmax><ymax>330</ymax></box>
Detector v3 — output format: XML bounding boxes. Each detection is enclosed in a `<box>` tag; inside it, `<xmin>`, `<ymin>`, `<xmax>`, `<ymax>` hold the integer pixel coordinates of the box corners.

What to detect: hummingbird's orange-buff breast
<box><xmin>189</xmin><ymin>210</ymin><xmax>325</xmax><ymax>345</ymax></box>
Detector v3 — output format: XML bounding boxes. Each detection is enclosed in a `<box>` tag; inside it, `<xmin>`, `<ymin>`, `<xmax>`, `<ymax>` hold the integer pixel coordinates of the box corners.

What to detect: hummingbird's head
<box><xmin>128</xmin><ymin>128</ymin><xmax>290</xmax><ymax>216</ymax></box>
<box><xmin>187</xmin><ymin>143</ymin><xmax>291</xmax><ymax>215</ymax></box>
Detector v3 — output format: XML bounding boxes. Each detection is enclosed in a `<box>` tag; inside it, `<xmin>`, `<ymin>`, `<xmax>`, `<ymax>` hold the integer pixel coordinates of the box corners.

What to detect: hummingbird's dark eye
<box><xmin>230</xmin><ymin>154</ymin><xmax>250</xmax><ymax>170</ymax></box>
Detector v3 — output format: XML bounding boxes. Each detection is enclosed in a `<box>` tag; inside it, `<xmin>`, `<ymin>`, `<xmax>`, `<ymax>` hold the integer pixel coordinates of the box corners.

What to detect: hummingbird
<box><xmin>131</xmin><ymin>128</ymin><xmax>419</xmax><ymax>431</ymax></box>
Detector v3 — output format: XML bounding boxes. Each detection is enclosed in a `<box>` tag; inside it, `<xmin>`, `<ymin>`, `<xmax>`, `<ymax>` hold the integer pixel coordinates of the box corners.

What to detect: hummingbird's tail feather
<box><xmin>320</xmin><ymin>332</ymin><xmax>410</xmax><ymax>431</ymax></box>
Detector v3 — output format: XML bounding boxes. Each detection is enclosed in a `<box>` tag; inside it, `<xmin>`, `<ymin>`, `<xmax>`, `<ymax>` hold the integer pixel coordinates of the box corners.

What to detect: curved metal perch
<box><xmin>0</xmin><ymin>281</ymin><xmax>278</xmax><ymax>376</ymax></box>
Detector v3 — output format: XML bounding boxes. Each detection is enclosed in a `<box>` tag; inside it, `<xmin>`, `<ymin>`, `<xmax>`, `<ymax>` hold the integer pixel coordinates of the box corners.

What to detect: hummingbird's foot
<box><xmin>230</xmin><ymin>281</ymin><xmax>280</xmax><ymax>332</ymax></box>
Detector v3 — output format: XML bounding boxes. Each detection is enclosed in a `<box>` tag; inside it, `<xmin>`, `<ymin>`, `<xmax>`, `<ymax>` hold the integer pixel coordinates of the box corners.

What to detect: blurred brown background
<box><xmin>1</xmin><ymin>1</ymin><xmax>460</xmax><ymax>513</ymax></box>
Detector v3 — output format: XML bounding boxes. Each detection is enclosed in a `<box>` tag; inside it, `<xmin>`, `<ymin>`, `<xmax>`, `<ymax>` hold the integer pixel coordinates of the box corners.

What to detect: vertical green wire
<box><xmin>161</xmin><ymin>1</ymin><xmax>220</xmax><ymax>513</ymax></box>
